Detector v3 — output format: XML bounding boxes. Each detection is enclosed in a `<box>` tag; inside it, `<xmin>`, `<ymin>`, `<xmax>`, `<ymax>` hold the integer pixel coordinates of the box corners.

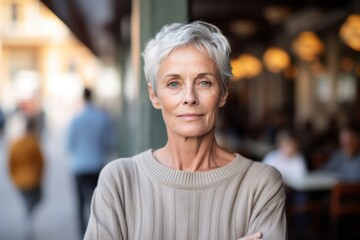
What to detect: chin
<box><xmin>172</xmin><ymin>126</ymin><xmax>214</xmax><ymax>138</ymax></box>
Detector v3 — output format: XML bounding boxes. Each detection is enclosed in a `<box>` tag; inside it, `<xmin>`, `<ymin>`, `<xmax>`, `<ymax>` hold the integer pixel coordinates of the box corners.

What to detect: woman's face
<box><xmin>148</xmin><ymin>45</ymin><xmax>228</xmax><ymax>138</ymax></box>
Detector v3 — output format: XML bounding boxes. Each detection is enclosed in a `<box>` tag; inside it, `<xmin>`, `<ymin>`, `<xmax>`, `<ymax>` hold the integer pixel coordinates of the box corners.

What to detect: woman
<box><xmin>8</xmin><ymin>118</ymin><xmax>45</xmax><ymax>235</ymax></box>
<box><xmin>85</xmin><ymin>21</ymin><xmax>286</xmax><ymax>240</ymax></box>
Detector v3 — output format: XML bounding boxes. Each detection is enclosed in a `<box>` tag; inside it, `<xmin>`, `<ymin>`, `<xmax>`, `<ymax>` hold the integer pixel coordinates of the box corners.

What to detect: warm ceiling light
<box><xmin>263</xmin><ymin>6</ymin><xmax>291</xmax><ymax>25</ymax></box>
<box><xmin>231</xmin><ymin>54</ymin><xmax>262</xmax><ymax>80</ymax></box>
<box><xmin>229</xmin><ymin>20</ymin><xmax>258</xmax><ymax>37</ymax></box>
<box><xmin>339</xmin><ymin>14</ymin><xmax>360</xmax><ymax>51</ymax></box>
<box><xmin>292</xmin><ymin>31</ymin><xmax>324</xmax><ymax>62</ymax></box>
<box><xmin>263</xmin><ymin>47</ymin><xmax>290</xmax><ymax>73</ymax></box>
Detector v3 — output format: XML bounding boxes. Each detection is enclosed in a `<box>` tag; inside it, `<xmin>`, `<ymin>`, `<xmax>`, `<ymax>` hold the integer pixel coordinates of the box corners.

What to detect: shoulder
<box><xmin>99</xmin><ymin>153</ymin><xmax>141</xmax><ymax>181</ymax></box>
<box><xmin>236</xmin><ymin>154</ymin><xmax>282</xmax><ymax>186</ymax></box>
<box><xmin>240</xmin><ymin>158</ymin><xmax>284</xmax><ymax>199</ymax></box>
<box><xmin>247</xmin><ymin>160</ymin><xmax>282</xmax><ymax>183</ymax></box>
<box><xmin>333</xmin><ymin>150</ymin><xmax>344</xmax><ymax>158</ymax></box>
<box><xmin>97</xmin><ymin>151</ymin><xmax>148</xmax><ymax>194</ymax></box>
<box><xmin>328</xmin><ymin>150</ymin><xmax>345</xmax><ymax>163</ymax></box>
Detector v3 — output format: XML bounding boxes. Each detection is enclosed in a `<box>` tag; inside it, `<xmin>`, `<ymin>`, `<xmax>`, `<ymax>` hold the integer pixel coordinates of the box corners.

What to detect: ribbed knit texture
<box><xmin>85</xmin><ymin>149</ymin><xmax>286</xmax><ymax>240</ymax></box>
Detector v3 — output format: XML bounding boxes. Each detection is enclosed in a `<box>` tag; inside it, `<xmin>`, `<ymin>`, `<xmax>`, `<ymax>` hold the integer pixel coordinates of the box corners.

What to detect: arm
<box><xmin>238</xmin><ymin>232</ymin><xmax>262</xmax><ymax>240</ymax></box>
<box><xmin>84</xmin><ymin>165</ymin><xmax>127</xmax><ymax>240</ymax></box>
<box><xmin>247</xmin><ymin>166</ymin><xmax>287</xmax><ymax>240</ymax></box>
<box><xmin>84</xmin><ymin>189</ymin><xmax>124</xmax><ymax>240</ymax></box>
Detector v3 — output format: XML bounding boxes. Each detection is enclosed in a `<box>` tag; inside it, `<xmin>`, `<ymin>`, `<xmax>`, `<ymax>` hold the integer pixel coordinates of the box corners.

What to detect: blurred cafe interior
<box><xmin>0</xmin><ymin>0</ymin><xmax>359</xmax><ymax>239</ymax></box>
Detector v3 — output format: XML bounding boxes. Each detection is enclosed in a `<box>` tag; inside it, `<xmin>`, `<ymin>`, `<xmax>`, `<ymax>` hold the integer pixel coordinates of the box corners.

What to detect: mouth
<box><xmin>177</xmin><ymin>113</ymin><xmax>205</xmax><ymax>121</ymax></box>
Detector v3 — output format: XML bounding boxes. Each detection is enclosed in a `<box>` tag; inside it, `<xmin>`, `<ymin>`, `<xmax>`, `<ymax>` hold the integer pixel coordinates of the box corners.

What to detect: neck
<box><xmin>154</xmin><ymin>129</ymin><xmax>233</xmax><ymax>172</ymax></box>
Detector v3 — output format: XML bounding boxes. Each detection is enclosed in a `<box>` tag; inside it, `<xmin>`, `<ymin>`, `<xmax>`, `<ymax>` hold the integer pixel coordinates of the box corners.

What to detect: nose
<box><xmin>183</xmin><ymin>86</ymin><xmax>199</xmax><ymax>105</ymax></box>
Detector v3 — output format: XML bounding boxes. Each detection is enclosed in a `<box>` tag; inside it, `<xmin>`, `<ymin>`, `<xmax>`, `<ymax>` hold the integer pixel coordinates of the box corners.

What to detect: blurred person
<box><xmin>67</xmin><ymin>87</ymin><xmax>115</xmax><ymax>236</ymax></box>
<box><xmin>84</xmin><ymin>21</ymin><xmax>286</xmax><ymax>240</ymax></box>
<box><xmin>263</xmin><ymin>130</ymin><xmax>309</xmax><ymax>239</ymax></box>
<box><xmin>320</xmin><ymin>123</ymin><xmax>360</xmax><ymax>182</ymax></box>
<box><xmin>312</xmin><ymin>116</ymin><xmax>340</xmax><ymax>169</ymax></box>
<box><xmin>8</xmin><ymin>118</ymin><xmax>45</xmax><ymax>238</ymax></box>
<box><xmin>263</xmin><ymin>129</ymin><xmax>308</xmax><ymax>184</ymax></box>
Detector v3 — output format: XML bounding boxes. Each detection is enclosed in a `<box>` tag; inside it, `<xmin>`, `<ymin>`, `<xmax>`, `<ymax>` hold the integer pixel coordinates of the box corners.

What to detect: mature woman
<box><xmin>84</xmin><ymin>21</ymin><xmax>286</xmax><ymax>240</ymax></box>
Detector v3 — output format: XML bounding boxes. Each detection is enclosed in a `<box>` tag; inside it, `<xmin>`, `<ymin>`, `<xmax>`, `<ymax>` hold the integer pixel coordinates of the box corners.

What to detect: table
<box><xmin>284</xmin><ymin>172</ymin><xmax>339</xmax><ymax>191</ymax></box>
<box><xmin>284</xmin><ymin>172</ymin><xmax>339</xmax><ymax>240</ymax></box>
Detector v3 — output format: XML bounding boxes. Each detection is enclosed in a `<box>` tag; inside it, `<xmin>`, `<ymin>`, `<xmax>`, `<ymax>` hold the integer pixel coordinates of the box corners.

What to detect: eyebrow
<box><xmin>197</xmin><ymin>73</ymin><xmax>217</xmax><ymax>78</ymax></box>
<box><xmin>161</xmin><ymin>72</ymin><xmax>217</xmax><ymax>80</ymax></box>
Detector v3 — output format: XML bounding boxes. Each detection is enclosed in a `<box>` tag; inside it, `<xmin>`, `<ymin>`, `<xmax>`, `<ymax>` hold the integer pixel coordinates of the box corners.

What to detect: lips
<box><xmin>177</xmin><ymin>113</ymin><xmax>204</xmax><ymax>121</ymax></box>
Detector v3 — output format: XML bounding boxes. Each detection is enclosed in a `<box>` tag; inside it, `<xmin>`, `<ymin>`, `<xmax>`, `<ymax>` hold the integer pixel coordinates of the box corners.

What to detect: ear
<box><xmin>219</xmin><ymin>85</ymin><xmax>229</xmax><ymax>107</ymax></box>
<box><xmin>147</xmin><ymin>82</ymin><xmax>161</xmax><ymax>110</ymax></box>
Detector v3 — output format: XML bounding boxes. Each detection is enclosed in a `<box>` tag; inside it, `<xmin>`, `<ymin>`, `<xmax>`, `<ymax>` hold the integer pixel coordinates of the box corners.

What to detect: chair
<box><xmin>330</xmin><ymin>183</ymin><xmax>360</xmax><ymax>239</ymax></box>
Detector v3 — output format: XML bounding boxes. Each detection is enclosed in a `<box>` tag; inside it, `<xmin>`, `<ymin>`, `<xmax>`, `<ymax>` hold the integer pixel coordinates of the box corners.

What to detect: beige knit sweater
<box><xmin>84</xmin><ymin>149</ymin><xmax>286</xmax><ymax>240</ymax></box>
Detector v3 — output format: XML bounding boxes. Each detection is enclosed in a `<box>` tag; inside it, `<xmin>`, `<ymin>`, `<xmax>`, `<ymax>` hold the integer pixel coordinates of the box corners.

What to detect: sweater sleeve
<box><xmin>246</xmin><ymin>165</ymin><xmax>287</xmax><ymax>240</ymax></box>
<box><xmin>84</xmin><ymin>164</ymin><xmax>127</xmax><ymax>240</ymax></box>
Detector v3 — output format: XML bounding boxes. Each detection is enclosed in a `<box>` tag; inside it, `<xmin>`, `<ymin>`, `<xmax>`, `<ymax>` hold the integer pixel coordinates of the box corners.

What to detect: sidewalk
<box><xmin>0</xmin><ymin>119</ymin><xmax>80</xmax><ymax>240</ymax></box>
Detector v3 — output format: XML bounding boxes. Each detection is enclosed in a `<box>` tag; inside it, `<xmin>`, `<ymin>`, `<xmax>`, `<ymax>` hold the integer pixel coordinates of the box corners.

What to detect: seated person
<box><xmin>263</xmin><ymin>130</ymin><xmax>308</xmax><ymax>238</ymax></box>
<box><xmin>321</xmin><ymin>123</ymin><xmax>360</xmax><ymax>183</ymax></box>
<box><xmin>263</xmin><ymin>129</ymin><xmax>308</xmax><ymax>184</ymax></box>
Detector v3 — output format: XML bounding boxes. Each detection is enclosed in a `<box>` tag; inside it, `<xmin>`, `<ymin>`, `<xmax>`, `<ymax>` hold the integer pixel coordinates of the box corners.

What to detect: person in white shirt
<box><xmin>263</xmin><ymin>129</ymin><xmax>308</xmax><ymax>238</ymax></box>
<box><xmin>263</xmin><ymin>130</ymin><xmax>308</xmax><ymax>184</ymax></box>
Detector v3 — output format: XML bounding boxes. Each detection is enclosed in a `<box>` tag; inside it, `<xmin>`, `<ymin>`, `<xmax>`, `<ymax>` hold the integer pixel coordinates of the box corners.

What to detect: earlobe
<box><xmin>147</xmin><ymin>82</ymin><xmax>161</xmax><ymax>110</ymax></box>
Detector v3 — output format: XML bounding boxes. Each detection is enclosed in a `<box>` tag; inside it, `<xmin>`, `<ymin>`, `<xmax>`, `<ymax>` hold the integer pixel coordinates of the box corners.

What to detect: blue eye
<box><xmin>168</xmin><ymin>82</ymin><xmax>180</xmax><ymax>88</ymax></box>
<box><xmin>200</xmin><ymin>81</ymin><xmax>211</xmax><ymax>87</ymax></box>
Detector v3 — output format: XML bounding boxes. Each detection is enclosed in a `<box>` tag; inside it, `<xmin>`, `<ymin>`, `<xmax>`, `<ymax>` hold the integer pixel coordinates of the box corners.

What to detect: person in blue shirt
<box><xmin>67</xmin><ymin>87</ymin><xmax>115</xmax><ymax>236</ymax></box>
<box><xmin>321</xmin><ymin>122</ymin><xmax>360</xmax><ymax>183</ymax></box>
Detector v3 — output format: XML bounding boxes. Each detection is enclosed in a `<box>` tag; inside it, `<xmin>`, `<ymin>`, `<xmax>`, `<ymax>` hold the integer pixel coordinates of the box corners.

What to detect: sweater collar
<box><xmin>139</xmin><ymin>149</ymin><xmax>252</xmax><ymax>189</ymax></box>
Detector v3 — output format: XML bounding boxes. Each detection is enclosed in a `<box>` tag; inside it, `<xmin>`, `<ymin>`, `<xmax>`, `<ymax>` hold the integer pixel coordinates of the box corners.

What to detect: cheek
<box><xmin>204</xmin><ymin>100</ymin><xmax>221</xmax><ymax>122</ymax></box>
<box><xmin>157</xmin><ymin>94</ymin><xmax>179</xmax><ymax>114</ymax></box>
<box><xmin>203</xmin><ymin>92</ymin><xmax>223</xmax><ymax>109</ymax></box>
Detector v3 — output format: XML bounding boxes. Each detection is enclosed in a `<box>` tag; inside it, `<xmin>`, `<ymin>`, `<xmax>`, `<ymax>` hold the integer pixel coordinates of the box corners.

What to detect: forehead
<box><xmin>159</xmin><ymin>45</ymin><xmax>217</xmax><ymax>73</ymax></box>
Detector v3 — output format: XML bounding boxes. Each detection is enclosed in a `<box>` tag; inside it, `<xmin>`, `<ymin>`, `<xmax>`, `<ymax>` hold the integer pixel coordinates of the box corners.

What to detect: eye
<box><xmin>199</xmin><ymin>81</ymin><xmax>211</xmax><ymax>87</ymax></box>
<box><xmin>168</xmin><ymin>81</ymin><xmax>180</xmax><ymax>88</ymax></box>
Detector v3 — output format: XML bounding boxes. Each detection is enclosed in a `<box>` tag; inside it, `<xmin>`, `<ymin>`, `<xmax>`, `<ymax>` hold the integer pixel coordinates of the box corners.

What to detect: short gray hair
<box><xmin>142</xmin><ymin>21</ymin><xmax>232</xmax><ymax>95</ymax></box>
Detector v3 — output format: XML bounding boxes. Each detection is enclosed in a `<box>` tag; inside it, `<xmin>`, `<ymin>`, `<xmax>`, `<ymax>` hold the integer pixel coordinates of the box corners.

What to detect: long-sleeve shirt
<box><xmin>263</xmin><ymin>150</ymin><xmax>308</xmax><ymax>184</ymax></box>
<box><xmin>67</xmin><ymin>104</ymin><xmax>114</xmax><ymax>174</ymax></box>
<box><xmin>321</xmin><ymin>150</ymin><xmax>360</xmax><ymax>183</ymax></box>
<box><xmin>84</xmin><ymin>149</ymin><xmax>287</xmax><ymax>240</ymax></box>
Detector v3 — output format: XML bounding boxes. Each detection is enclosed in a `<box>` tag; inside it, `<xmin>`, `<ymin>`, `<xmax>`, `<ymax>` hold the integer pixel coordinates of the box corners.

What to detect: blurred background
<box><xmin>0</xmin><ymin>0</ymin><xmax>359</xmax><ymax>239</ymax></box>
